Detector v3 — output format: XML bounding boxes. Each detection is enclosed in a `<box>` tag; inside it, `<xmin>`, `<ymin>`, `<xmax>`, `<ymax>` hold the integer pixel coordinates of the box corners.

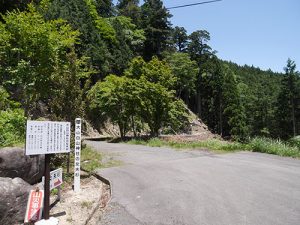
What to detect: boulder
<box><xmin>0</xmin><ymin>177</ymin><xmax>32</xmax><ymax>225</ymax></box>
<box><xmin>0</xmin><ymin>147</ymin><xmax>44</xmax><ymax>184</ymax></box>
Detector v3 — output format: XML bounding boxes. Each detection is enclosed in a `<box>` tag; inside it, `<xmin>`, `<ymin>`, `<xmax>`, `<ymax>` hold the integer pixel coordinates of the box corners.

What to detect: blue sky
<box><xmin>164</xmin><ymin>0</ymin><xmax>300</xmax><ymax>73</ymax></box>
<box><xmin>114</xmin><ymin>0</ymin><xmax>300</xmax><ymax>73</ymax></box>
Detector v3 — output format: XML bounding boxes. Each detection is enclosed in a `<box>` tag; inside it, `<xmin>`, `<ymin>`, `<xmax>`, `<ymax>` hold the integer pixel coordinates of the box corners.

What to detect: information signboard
<box><xmin>74</xmin><ymin>118</ymin><xmax>81</xmax><ymax>192</ymax></box>
<box><xmin>25</xmin><ymin>121</ymin><xmax>71</xmax><ymax>155</ymax></box>
<box><xmin>24</xmin><ymin>190</ymin><xmax>44</xmax><ymax>223</ymax></box>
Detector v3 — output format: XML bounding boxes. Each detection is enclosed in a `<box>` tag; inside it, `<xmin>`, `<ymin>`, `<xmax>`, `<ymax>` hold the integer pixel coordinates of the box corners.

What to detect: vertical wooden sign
<box><xmin>74</xmin><ymin>118</ymin><xmax>81</xmax><ymax>192</ymax></box>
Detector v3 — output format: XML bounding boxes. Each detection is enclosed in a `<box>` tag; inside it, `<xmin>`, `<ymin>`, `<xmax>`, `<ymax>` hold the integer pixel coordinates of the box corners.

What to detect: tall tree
<box><xmin>187</xmin><ymin>30</ymin><xmax>213</xmax><ymax>63</ymax></box>
<box><xmin>276</xmin><ymin>59</ymin><xmax>300</xmax><ymax>138</ymax></box>
<box><xmin>165</xmin><ymin>52</ymin><xmax>198</xmax><ymax>103</ymax></box>
<box><xmin>172</xmin><ymin>26</ymin><xmax>188</xmax><ymax>52</ymax></box>
<box><xmin>117</xmin><ymin>0</ymin><xmax>141</xmax><ymax>26</ymax></box>
<box><xmin>199</xmin><ymin>57</ymin><xmax>224</xmax><ymax>134</ymax></box>
<box><xmin>94</xmin><ymin>0</ymin><xmax>115</xmax><ymax>17</ymax></box>
<box><xmin>221</xmin><ymin>65</ymin><xmax>247</xmax><ymax>140</ymax></box>
<box><xmin>141</xmin><ymin>0</ymin><xmax>172</xmax><ymax>60</ymax></box>
<box><xmin>187</xmin><ymin>30</ymin><xmax>214</xmax><ymax>117</ymax></box>
<box><xmin>42</xmin><ymin>0</ymin><xmax>113</xmax><ymax>78</ymax></box>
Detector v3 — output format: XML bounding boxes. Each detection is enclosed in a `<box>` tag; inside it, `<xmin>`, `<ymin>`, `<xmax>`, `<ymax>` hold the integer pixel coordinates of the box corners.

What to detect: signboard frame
<box><xmin>25</xmin><ymin>121</ymin><xmax>71</xmax><ymax>156</ymax></box>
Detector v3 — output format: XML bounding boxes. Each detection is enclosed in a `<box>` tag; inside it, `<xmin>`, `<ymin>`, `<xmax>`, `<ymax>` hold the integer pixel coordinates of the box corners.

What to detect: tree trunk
<box><xmin>292</xmin><ymin>98</ymin><xmax>296</xmax><ymax>137</ymax></box>
<box><xmin>196</xmin><ymin>90</ymin><xmax>202</xmax><ymax>118</ymax></box>
<box><xmin>219</xmin><ymin>98</ymin><xmax>223</xmax><ymax>136</ymax></box>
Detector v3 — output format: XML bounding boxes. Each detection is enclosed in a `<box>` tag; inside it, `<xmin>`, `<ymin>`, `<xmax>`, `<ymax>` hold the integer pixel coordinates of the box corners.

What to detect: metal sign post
<box><xmin>74</xmin><ymin>118</ymin><xmax>81</xmax><ymax>192</ymax></box>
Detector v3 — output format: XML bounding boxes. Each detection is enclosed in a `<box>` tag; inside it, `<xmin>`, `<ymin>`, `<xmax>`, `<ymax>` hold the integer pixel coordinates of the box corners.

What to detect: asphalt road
<box><xmin>85</xmin><ymin>140</ymin><xmax>300</xmax><ymax>225</ymax></box>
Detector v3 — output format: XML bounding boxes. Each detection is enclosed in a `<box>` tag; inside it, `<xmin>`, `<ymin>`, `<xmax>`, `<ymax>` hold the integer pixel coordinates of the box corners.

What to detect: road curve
<box><xmin>85</xmin><ymin>140</ymin><xmax>300</xmax><ymax>225</ymax></box>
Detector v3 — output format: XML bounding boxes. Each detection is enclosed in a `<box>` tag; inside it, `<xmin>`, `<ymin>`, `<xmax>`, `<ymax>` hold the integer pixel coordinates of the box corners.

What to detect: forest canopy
<box><xmin>0</xmin><ymin>0</ymin><xmax>299</xmax><ymax>147</ymax></box>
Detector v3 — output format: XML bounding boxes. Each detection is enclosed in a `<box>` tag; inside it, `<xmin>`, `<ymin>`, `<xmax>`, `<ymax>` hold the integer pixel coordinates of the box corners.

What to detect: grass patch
<box><xmin>127</xmin><ymin>138</ymin><xmax>242</xmax><ymax>152</ymax></box>
<box><xmin>80</xmin><ymin>200</ymin><xmax>93</xmax><ymax>209</ymax></box>
<box><xmin>80</xmin><ymin>146</ymin><xmax>103</xmax><ymax>173</ymax></box>
<box><xmin>127</xmin><ymin>137</ymin><xmax>300</xmax><ymax>158</ymax></box>
<box><xmin>245</xmin><ymin>137</ymin><xmax>300</xmax><ymax>158</ymax></box>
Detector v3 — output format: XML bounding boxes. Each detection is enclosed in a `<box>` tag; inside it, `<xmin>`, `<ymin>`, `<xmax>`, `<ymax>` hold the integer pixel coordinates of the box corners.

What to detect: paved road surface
<box><xmin>85</xmin><ymin>140</ymin><xmax>300</xmax><ymax>225</ymax></box>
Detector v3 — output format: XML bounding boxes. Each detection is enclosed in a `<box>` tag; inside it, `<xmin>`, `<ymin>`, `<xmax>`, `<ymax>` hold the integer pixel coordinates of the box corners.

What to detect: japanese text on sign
<box><xmin>24</xmin><ymin>190</ymin><xmax>44</xmax><ymax>223</ymax></box>
<box><xmin>26</xmin><ymin>121</ymin><xmax>71</xmax><ymax>155</ymax></box>
<box><xmin>74</xmin><ymin>118</ymin><xmax>81</xmax><ymax>192</ymax></box>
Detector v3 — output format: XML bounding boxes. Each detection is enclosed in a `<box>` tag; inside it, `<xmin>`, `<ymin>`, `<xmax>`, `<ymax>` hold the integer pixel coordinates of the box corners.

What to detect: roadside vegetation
<box><xmin>0</xmin><ymin>1</ymin><xmax>299</xmax><ymax>160</ymax></box>
<box><xmin>127</xmin><ymin>137</ymin><xmax>300</xmax><ymax>158</ymax></box>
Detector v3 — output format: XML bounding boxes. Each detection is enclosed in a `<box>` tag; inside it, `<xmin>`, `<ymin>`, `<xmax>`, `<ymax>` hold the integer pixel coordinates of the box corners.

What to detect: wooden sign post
<box><xmin>25</xmin><ymin>121</ymin><xmax>71</xmax><ymax>221</ymax></box>
<box><xmin>74</xmin><ymin>118</ymin><xmax>81</xmax><ymax>192</ymax></box>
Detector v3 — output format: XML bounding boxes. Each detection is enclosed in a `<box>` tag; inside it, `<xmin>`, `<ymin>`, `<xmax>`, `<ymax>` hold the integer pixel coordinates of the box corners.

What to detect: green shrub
<box><xmin>0</xmin><ymin>108</ymin><xmax>26</xmax><ymax>147</ymax></box>
<box><xmin>288</xmin><ymin>136</ymin><xmax>300</xmax><ymax>149</ymax></box>
<box><xmin>246</xmin><ymin>137</ymin><xmax>300</xmax><ymax>157</ymax></box>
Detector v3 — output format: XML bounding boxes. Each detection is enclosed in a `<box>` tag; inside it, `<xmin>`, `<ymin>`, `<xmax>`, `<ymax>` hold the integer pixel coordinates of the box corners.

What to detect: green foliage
<box><xmin>187</xmin><ymin>30</ymin><xmax>213</xmax><ymax>63</ymax></box>
<box><xmin>222</xmin><ymin>65</ymin><xmax>248</xmax><ymax>140</ymax></box>
<box><xmin>0</xmin><ymin>6</ymin><xmax>89</xmax><ymax>121</ymax></box>
<box><xmin>195</xmin><ymin>56</ymin><xmax>223</xmax><ymax>133</ymax></box>
<box><xmin>109</xmin><ymin>16</ymin><xmax>145</xmax><ymax>48</ymax></box>
<box><xmin>88</xmin><ymin>75</ymin><xmax>132</xmax><ymax>137</ymax></box>
<box><xmin>117</xmin><ymin>0</ymin><xmax>141</xmax><ymax>26</ymax></box>
<box><xmin>246</xmin><ymin>137</ymin><xmax>300</xmax><ymax>157</ymax></box>
<box><xmin>0</xmin><ymin>0</ymin><xmax>32</xmax><ymax>16</ymax></box>
<box><xmin>0</xmin><ymin>7</ymin><xmax>86</xmax><ymax>120</ymax></box>
<box><xmin>108</xmin><ymin>16</ymin><xmax>145</xmax><ymax>74</ymax></box>
<box><xmin>288</xmin><ymin>136</ymin><xmax>300</xmax><ymax>149</ymax></box>
<box><xmin>42</xmin><ymin>0</ymin><xmax>111</xmax><ymax>76</ymax></box>
<box><xmin>0</xmin><ymin>108</ymin><xmax>26</xmax><ymax>147</ymax></box>
<box><xmin>0</xmin><ymin>86</ymin><xmax>19</xmax><ymax>109</ymax></box>
<box><xmin>222</xmin><ymin>60</ymin><xmax>283</xmax><ymax>138</ymax></box>
<box><xmin>80</xmin><ymin>146</ymin><xmax>103</xmax><ymax>173</ymax></box>
<box><xmin>275</xmin><ymin>59</ymin><xmax>300</xmax><ymax>138</ymax></box>
<box><xmin>172</xmin><ymin>26</ymin><xmax>188</xmax><ymax>52</ymax></box>
<box><xmin>1</xmin><ymin>0</ymin><xmax>298</xmax><ymax>145</ymax></box>
<box><xmin>125</xmin><ymin>56</ymin><xmax>176</xmax><ymax>89</ymax></box>
<box><xmin>165</xmin><ymin>53</ymin><xmax>198</xmax><ymax>100</ymax></box>
<box><xmin>85</xmin><ymin>0</ymin><xmax>116</xmax><ymax>44</ymax></box>
<box><xmin>88</xmin><ymin>57</ymin><xmax>188</xmax><ymax>137</ymax></box>
<box><xmin>141</xmin><ymin>0</ymin><xmax>172</xmax><ymax>59</ymax></box>
<box><xmin>137</xmin><ymin>80</ymin><xmax>187</xmax><ymax>136</ymax></box>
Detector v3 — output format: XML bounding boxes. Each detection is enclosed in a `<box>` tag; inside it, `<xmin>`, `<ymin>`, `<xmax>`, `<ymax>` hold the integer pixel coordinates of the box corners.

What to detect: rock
<box><xmin>0</xmin><ymin>177</ymin><xmax>32</xmax><ymax>225</ymax></box>
<box><xmin>0</xmin><ymin>147</ymin><xmax>44</xmax><ymax>184</ymax></box>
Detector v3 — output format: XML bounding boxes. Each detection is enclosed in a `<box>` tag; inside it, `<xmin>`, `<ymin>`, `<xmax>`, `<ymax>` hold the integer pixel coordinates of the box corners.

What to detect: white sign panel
<box><xmin>26</xmin><ymin>121</ymin><xmax>71</xmax><ymax>155</ymax></box>
<box><xmin>50</xmin><ymin>168</ymin><xmax>63</xmax><ymax>190</ymax></box>
<box><xmin>74</xmin><ymin>118</ymin><xmax>81</xmax><ymax>192</ymax></box>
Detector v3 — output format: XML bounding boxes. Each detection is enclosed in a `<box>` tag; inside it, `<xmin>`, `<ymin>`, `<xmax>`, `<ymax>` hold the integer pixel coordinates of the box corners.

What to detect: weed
<box><xmin>245</xmin><ymin>137</ymin><xmax>300</xmax><ymax>157</ymax></box>
<box><xmin>80</xmin><ymin>200</ymin><xmax>93</xmax><ymax>209</ymax></box>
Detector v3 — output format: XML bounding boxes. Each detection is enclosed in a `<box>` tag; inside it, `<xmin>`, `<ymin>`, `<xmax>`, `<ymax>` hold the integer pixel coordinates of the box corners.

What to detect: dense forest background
<box><xmin>1</xmin><ymin>0</ymin><xmax>300</xmax><ymax>147</ymax></box>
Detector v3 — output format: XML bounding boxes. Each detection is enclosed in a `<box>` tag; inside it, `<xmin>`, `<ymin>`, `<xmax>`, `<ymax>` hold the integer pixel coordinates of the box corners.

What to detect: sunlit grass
<box><xmin>245</xmin><ymin>137</ymin><xmax>300</xmax><ymax>157</ymax></box>
<box><xmin>127</xmin><ymin>137</ymin><xmax>300</xmax><ymax>158</ymax></box>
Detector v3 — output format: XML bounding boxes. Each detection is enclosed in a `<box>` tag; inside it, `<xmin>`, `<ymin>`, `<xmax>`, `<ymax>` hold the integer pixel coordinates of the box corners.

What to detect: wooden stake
<box><xmin>44</xmin><ymin>154</ymin><xmax>51</xmax><ymax>220</ymax></box>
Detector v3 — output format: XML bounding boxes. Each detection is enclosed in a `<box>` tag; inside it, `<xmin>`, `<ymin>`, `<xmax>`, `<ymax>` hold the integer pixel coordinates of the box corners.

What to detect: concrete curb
<box><xmin>81</xmin><ymin>170</ymin><xmax>112</xmax><ymax>225</ymax></box>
